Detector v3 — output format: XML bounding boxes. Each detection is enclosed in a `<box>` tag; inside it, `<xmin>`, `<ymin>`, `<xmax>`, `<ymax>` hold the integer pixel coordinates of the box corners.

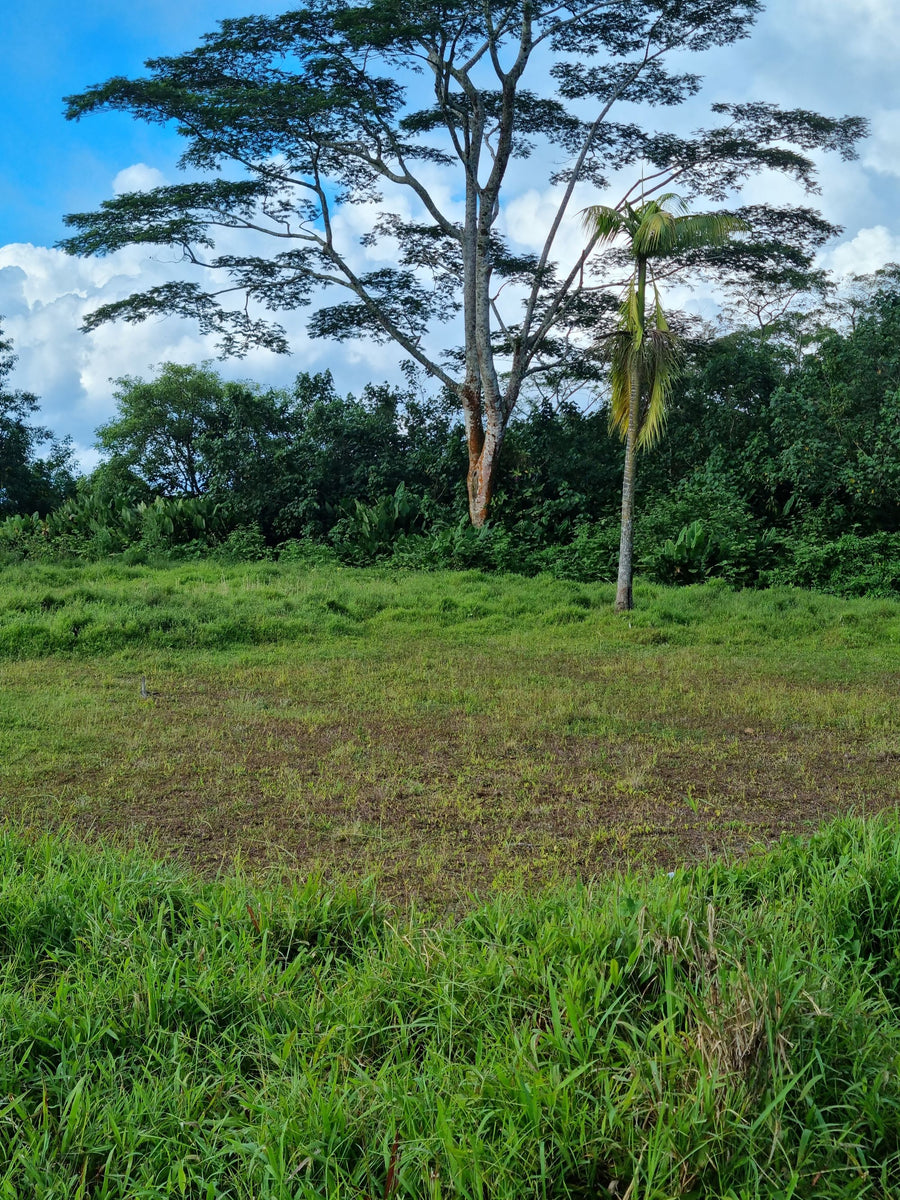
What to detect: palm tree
<box><xmin>583</xmin><ymin>195</ymin><xmax>747</xmax><ymax>611</ymax></box>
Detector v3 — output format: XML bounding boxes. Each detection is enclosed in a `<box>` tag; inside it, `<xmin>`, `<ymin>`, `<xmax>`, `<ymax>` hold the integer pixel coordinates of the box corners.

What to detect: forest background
<box><xmin>2</xmin><ymin>260</ymin><xmax>900</xmax><ymax>600</ymax></box>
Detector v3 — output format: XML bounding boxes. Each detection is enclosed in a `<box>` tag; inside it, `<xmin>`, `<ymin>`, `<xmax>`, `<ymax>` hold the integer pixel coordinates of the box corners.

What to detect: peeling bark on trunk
<box><xmin>615</xmin><ymin>373</ymin><xmax>641</xmax><ymax>612</ymax></box>
<box><xmin>460</xmin><ymin>381</ymin><xmax>485</xmax><ymax>524</ymax></box>
<box><xmin>468</xmin><ymin>421</ymin><xmax>505</xmax><ymax>527</ymax></box>
<box><xmin>460</xmin><ymin>380</ymin><xmax>508</xmax><ymax>527</ymax></box>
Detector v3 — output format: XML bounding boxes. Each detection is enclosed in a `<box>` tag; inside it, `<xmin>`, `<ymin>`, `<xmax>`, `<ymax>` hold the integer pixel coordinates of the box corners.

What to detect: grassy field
<box><xmin>0</xmin><ymin>816</ymin><xmax>898</xmax><ymax>1197</ymax></box>
<box><xmin>0</xmin><ymin>559</ymin><xmax>898</xmax><ymax>903</ymax></box>
<box><xmin>2</xmin><ymin>561</ymin><xmax>900</xmax><ymax>1196</ymax></box>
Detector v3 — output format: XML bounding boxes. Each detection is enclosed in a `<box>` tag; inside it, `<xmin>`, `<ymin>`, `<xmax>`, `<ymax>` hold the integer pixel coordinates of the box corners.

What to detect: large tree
<box><xmin>60</xmin><ymin>0</ymin><xmax>864</xmax><ymax>524</ymax></box>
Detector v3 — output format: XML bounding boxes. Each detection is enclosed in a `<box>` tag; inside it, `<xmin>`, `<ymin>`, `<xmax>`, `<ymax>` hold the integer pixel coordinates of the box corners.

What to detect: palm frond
<box><xmin>632</xmin><ymin>209</ymin><xmax>676</xmax><ymax>256</ymax></box>
<box><xmin>606</xmin><ymin>330</ymin><xmax>634</xmax><ymax>440</ymax></box>
<box><xmin>650</xmin><ymin>287</ymin><xmax>670</xmax><ymax>332</ymax></box>
<box><xmin>661</xmin><ymin>212</ymin><xmax>750</xmax><ymax>255</ymax></box>
<box><xmin>638</xmin><ymin>328</ymin><xmax>681</xmax><ymax>448</ymax></box>
<box><xmin>622</xmin><ymin>285</ymin><xmax>643</xmax><ymax>348</ymax></box>
<box><xmin>581</xmin><ymin>204</ymin><xmax>624</xmax><ymax>245</ymax></box>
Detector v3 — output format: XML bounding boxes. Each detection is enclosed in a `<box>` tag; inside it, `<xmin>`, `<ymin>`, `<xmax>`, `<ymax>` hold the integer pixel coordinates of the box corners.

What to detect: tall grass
<box><xmin>0</xmin><ymin>559</ymin><xmax>898</xmax><ymax>660</ymax></box>
<box><xmin>1</xmin><ymin>814</ymin><xmax>899</xmax><ymax>1197</ymax></box>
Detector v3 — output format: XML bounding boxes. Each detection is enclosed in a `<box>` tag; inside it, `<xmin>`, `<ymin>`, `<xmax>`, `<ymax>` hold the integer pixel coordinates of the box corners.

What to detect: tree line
<box><xmin>59</xmin><ymin>0</ymin><xmax>863</xmax><ymax>534</ymax></box>
<box><xmin>3</xmin><ymin>265</ymin><xmax>899</xmax><ymax>598</ymax></box>
<box><xmin>3</xmin><ymin>0</ymin><xmax>894</xmax><ymax>599</ymax></box>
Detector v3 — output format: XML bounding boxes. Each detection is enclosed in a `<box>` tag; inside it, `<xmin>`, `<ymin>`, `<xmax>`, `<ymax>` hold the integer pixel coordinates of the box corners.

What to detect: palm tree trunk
<box><xmin>615</xmin><ymin>372</ymin><xmax>641</xmax><ymax>612</ymax></box>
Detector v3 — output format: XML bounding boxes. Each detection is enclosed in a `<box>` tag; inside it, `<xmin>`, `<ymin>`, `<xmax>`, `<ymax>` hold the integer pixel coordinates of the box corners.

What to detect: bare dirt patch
<box><xmin>3</xmin><ymin>647</ymin><xmax>897</xmax><ymax>906</ymax></box>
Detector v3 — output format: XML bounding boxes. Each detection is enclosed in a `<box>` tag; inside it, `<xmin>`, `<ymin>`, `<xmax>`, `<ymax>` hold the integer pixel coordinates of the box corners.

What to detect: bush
<box><xmin>639</xmin><ymin>462</ymin><xmax>776</xmax><ymax>587</ymax></box>
<box><xmin>0</xmin><ymin>494</ymin><xmax>221</xmax><ymax>562</ymax></box>
<box><xmin>276</xmin><ymin>538</ymin><xmax>341</xmax><ymax>566</ymax></box>
<box><xmin>538</xmin><ymin>520</ymin><xmax>621</xmax><ymax>582</ymax></box>
<box><xmin>766</xmin><ymin>531</ymin><xmax>900</xmax><ymax>597</ymax></box>
<box><xmin>213</xmin><ymin>524</ymin><xmax>274</xmax><ymax>563</ymax></box>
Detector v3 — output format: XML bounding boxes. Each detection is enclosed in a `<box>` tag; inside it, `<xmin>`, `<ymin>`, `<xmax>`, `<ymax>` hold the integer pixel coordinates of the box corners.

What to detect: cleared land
<box><xmin>1</xmin><ymin>561</ymin><xmax>898</xmax><ymax>904</ymax></box>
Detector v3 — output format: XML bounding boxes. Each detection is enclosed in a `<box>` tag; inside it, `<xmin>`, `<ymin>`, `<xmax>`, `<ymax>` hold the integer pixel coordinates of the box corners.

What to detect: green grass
<box><xmin>1</xmin><ymin>560</ymin><xmax>899</xmax><ymax>901</ymax></box>
<box><xmin>1</xmin><ymin>814</ymin><xmax>899</xmax><ymax>1197</ymax></box>
<box><xmin>2</xmin><ymin>561</ymin><xmax>900</xmax><ymax>1193</ymax></box>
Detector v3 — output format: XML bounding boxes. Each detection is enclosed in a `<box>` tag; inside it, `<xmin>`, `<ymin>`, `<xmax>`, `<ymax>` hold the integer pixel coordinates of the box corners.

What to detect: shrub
<box><xmin>766</xmin><ymin>531</ymin><xmax>900</xmax><ymax>597</ymax></box>
<box><xmin>213</xmin><ymin>524</ymin><xmax>274</xmax><ymax>563</ymax></box>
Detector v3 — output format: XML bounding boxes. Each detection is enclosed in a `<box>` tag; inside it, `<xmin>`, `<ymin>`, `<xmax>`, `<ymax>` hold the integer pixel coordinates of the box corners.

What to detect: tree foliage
<box><xmin>60</xmin><ymin>0</ymin><xmax>864</xmax><ymax>523</ymax></box>
<box><xmin>97</xmin><ymin>363</ymin><xmax>463</xmax><ymax>542</ymax></box>
<box><xmin>0</xmin><ymin>324</ymin><xmax>76</xmax><ymax>517</ymax></box>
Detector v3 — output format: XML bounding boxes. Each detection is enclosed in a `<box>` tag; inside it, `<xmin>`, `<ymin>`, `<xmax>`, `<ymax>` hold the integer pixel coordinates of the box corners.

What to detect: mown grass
<box><xmin>1</xmin><ymin>560</ymin><xmax>899</xmax><ymax>901</ymax></box>
<box><xmin>1</xmin><ymin>814</ymin><xmax>899</xmax><ymax>1197</ymax></box>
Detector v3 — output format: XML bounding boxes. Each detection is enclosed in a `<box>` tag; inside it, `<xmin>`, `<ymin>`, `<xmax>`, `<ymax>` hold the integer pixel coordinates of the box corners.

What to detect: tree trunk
<box><xmin>460</xmin><ymin>372</ymin><xmax>510</xmax><ymax>527</ymax></box>
<box><xmin>615</xmin><ymin>373</ymin><xmax>641</xmax><ymax>612</ymax></box>
<box><xmin>467</xmin><ymin>419</ymin><xmax>505</xmax><ymax>527</ymax></box>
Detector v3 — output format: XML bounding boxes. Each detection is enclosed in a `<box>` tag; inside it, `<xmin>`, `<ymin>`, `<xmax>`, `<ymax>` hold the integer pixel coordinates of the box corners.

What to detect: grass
<box><xmin>2</xmin><ymin>560</ymin><xmax>900</xmax><ymax>1194</ymax></box>
<box><xmin>1</xmin><ymin>559</ymin><xmax>899</xmax><ymax>903</ymax></box>
<box><xmin>0</xmin><ymin>814</ymin><xmax>899</xmax><ymax>1196</ymax></box>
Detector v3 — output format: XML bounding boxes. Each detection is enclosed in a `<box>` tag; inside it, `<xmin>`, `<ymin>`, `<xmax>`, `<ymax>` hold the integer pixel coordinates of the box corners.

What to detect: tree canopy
<box><xmin>61</xmin><ymin>0</ymin><xmax>865</xmax><ymax>522</ymax></box>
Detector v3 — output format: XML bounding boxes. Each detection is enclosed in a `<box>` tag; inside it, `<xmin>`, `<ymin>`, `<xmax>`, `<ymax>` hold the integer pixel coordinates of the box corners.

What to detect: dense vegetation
<box><xmin>2</xmin><ymin>270</ymin><xmax>900</xmax><ymax>598</ymax></box>
<box><xmin>0</xmin><ymin>327</ymin><xmax>76</xmax><ymax>518</ymax></box>
<box><xmin>1</xmin><ymin>813</ymin><xmax>899</xmax><ymax>1197</ymax></box>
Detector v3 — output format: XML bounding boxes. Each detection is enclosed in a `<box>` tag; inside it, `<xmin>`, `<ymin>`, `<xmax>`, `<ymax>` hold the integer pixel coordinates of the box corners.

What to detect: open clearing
<box><xmin>2</xmin><ymin>563</ymin><xmax>900</xmax><ymax>1195</ymax></box>
<box><xmin>1</xmin><ymin>561</ymin><xmax>898</xmax><ymax>905</ymax></box>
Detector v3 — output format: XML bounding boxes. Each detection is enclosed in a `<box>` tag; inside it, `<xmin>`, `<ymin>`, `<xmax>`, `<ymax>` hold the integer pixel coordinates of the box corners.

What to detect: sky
<box><xmin>1</xmin><ymin>0</ymin><xmax>899</xmax><ymax>470</ymax></box>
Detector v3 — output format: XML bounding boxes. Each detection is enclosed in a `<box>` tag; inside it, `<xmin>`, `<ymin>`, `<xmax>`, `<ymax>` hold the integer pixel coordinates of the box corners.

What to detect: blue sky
<box><xmin>1</xmin><ymin>0</ymin><xmax>899</xmax><ymax>466</ymax></box>
<box><xmin>0</xmin><ymin>1</ymin><xmax>273</xmax><ymax>248</ymax></box>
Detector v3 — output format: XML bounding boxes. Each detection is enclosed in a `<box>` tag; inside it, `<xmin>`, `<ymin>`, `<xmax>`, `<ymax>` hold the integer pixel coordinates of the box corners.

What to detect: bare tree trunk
<box><xmin>615</xmin><ymin>373</ymin><xmax>641</xmax><ymax>611</ymax></box>
<box><xmin>461</xmin><ymin>375</ymin><xmax>507</xmax><ymax>527</ymax></box>
<box><xmin>461</xmin><ymin>372</ymin><xmax>520</xmax><ymax>526</ymax></box>
<box><xmin>460</xmin><ymin>381</ymin><xmax>485</xmax><ymax>525</ymax></box>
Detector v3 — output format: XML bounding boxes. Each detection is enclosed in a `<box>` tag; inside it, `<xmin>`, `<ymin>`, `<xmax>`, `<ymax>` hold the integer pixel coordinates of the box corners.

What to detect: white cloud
<box><xmin>501</xmin><ymin>181</ymin><xmax>600</xmax><ymax>268</ymax></box>
<box><xmin>823</xmin><ymin>225</ymin><xmax>900</xmax><ymax>277</ymax></box>
<box><xmin>112</xmin><ymin>163</ymin><xmax>168</xmax><ymax>194</ymax></box>
<box><xmin>0</xmin><ymin>226</ymin><xmax>409</xmax><ymax>464</ymax></box>
<box><xmin>863</xmin><ymin>110</ymin><xmax>900</xmax><ymax>178</ymax></box>
<box><xmin>786</xmin><ymin>0</ymin><xmax>900</xmax><ymax>60</ymax></box>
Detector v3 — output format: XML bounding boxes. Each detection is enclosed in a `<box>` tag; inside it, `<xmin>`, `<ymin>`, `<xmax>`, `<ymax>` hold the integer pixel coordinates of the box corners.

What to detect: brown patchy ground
<box><xmin>2</xmin><ymin>638</ymin><xmax>897</xmax><ymax>906</ymax></box>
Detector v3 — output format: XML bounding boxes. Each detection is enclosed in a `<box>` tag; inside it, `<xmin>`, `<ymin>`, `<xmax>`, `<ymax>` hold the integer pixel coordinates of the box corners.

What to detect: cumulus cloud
<box><xmin>500</xmin><ymin>181</ymin><xmax>605</xmax><ymax>279</ymax></box>
<box><xmin>0</xmin><ymin>154</ymin><xmax>448</xmax><ymax>466</ymax></box>
<box><xmin>787</xmin><ymin>0</ymin><xmax>900</xmax><ymax>60</ymax></box>
<box><xmin>823</xmin><ymin>225</ymin><xmax>900</xmax><ymax>278</ymax></box>
<box><xmin>0</xmin><ymin>235</ymin><xmax>347</xmax><ymax>468</ymax></box>
<box><xmin>863</xmin><ymin>110</ymin><xmax>900</xmax><ymax>178</ymax></box>
<box><xmin>112</xmin><ymin>163</ymin><xmax>168</xmax><ymax>194</ymax></box>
